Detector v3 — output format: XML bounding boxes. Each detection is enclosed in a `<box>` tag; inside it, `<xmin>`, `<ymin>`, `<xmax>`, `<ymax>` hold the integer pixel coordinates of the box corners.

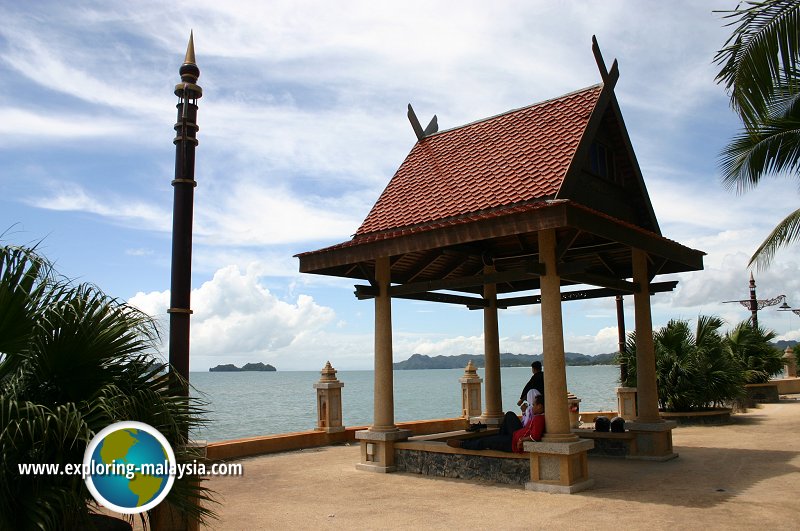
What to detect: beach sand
<box><xmin>196</xmin><ymin>399</ymin><xmax>800</xmax><ymax>529</ymax></box>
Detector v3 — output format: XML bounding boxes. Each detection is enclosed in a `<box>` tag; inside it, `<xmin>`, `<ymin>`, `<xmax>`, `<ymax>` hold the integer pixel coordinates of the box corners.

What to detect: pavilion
<box><xmin>296</xmin><ymin>38</ymin><xmax>705</xmax><ymax>493</ymax></box>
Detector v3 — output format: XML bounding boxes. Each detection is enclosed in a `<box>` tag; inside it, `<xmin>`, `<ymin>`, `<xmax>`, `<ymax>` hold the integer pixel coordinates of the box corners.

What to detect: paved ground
<box><xmin>202</xmin><ymin>400</ymin><xmax>800</xmax><ymax>530</ymax></box>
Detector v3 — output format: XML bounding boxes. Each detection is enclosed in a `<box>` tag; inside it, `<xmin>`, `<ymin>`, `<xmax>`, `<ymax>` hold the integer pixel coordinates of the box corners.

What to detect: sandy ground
<box><xmin>193</xmin><ymin>400</ymin><xmax>800</xmax><ymax>530</ymax></box>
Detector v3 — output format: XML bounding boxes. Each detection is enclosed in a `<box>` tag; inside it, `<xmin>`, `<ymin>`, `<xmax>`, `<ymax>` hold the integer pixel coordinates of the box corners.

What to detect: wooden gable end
<box><xmin>556</xmin><ymin>91</ymin><xmax>660</xmax><ymax>235</ymax></box>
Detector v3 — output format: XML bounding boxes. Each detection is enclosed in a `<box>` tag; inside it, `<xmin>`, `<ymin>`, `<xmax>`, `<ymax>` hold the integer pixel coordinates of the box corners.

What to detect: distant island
<box><xmin>209</xmin><ymin>362</ymin><xmax>276</xmax><ymax>372</ymax></box>
<box><xmin>394</xmin><ymin>352</ymin><xmax>617</xmax><ymax>370</ymax></box>
<box><xmin>393</xmin><ymin>340</ymin><xmax>798</xmax><ymax>370</ymax></box>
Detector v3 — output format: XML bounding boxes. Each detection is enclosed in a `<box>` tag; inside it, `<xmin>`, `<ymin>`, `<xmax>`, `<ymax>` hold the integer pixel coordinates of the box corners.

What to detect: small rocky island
<box><xmin>209</xmin><ymin>362</ymin><xmax>276</xmax><ymax>372</ymax></box>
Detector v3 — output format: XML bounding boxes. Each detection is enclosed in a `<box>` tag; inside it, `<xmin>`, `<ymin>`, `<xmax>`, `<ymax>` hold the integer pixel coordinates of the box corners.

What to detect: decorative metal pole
<box><xmin>168</xmin><ymin>32</ymin><xmax>202</xmax><ymax>394</ymax></box>
<box><xmin>722</xmin><ymin>272</ymin><xmax>785</xmax><ymax>330</ymax></box>
<box><xmin>748</xmin><ymin>273</ymin><xmax>758</xmax><ymax>329</ymax></box>
<box><xmin>615</xmin><ymin>294</ymin><xmax>627</xmax><ymax>382</ymax></box>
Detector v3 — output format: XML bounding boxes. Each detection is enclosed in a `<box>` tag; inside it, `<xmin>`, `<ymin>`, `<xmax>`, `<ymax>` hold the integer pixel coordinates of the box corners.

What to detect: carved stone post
<box><xmin>314</xmin><ymin>361</ymin><xmax>345</xmax><ymax>433</ymax></box>
<box><xmin>460</xmin><ymin>361</ymin><xmax>483</xmax><ymax>420</ymax></box>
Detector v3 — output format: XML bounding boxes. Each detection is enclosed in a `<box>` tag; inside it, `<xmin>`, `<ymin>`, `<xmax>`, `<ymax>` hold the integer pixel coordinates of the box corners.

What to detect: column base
<box><xmin>355</xmin><ymin>429</ymin><xmax>411</xmax><ymax>473</ymax></box>
<box><xmin>626</xmin><ymin>420</ymin><xmax>678</xmax><ymax>460</ymax></box>
<box><xmin>523</xmin><ymin>438</ymin><xmax>594</xmax><ymax>494</ymax></box>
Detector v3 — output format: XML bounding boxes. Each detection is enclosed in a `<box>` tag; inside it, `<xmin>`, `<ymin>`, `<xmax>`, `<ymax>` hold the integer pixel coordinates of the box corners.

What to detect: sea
<box><xmin>190</xmin><ymin>365</ymin><xmax>622</xmax><ymax>442</ymax></box>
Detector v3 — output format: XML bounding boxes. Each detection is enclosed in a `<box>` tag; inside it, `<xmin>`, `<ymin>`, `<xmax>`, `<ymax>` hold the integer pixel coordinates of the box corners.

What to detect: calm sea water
<box><xmin>190</xmin><ymin>365</ymin><xmax>622</xmax><ymax>442</ymax></box>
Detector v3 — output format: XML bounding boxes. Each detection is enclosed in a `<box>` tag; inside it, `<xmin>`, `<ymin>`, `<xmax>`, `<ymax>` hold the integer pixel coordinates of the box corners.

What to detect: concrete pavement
<box><xmin>203</xmin><ymin>399</ymin><xmax>800</xmax><ymax>530</ymax></box>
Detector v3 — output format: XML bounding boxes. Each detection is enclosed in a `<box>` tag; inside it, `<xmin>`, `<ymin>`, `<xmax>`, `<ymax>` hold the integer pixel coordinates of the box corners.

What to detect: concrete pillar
<box><xmin>631</xmin><ymin>248</ymin><xmax>661</xmax><ymax>423</ymax></box>
<box><xmin>616</xmin><ymin>387</ymin><xmax>638</xmax><ymax>420</ymax></box>
<box><xmin>314</xmin><ymin>361</ymin><xmax>345</xmax><ymax>433</ymax></box>
<box><xmin>626</xmin><ymin>248</ymin><xmax>677</xmax><ymax>462</ymax></box>
<box><xmin>784</xmin><ymin>347</ymin><xmax>797</xmax><ymax>378</ymax></box>
<box><xmin>372</xmin><ymin>255</ymin><xmax>396</xmax><ymax>432</ymax></box>
<box><xmin>481</xmin><ymin>265</ymin><xmax>504</xmax><ymax>425</ymax></box>
<box><xmin>538</xmin><ymin>229</ymin><xmax>577</xmax><ymax>443</ymax></box>
<box><xmin>355</xmin><ymin>256</ymin><xmax>410</xmax><ymax>473</ymax></box>
<box><xmin>460</xmin><ymin>360</ymin><xmax>483</xmax><ymax>420</ymax></box>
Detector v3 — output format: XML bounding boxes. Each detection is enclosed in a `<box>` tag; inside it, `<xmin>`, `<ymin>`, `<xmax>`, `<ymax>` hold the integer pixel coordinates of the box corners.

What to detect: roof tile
<box><xmin>356</xmin><ymin>85</ymin><xmax>603</xmax><ymax>236</ymax></box>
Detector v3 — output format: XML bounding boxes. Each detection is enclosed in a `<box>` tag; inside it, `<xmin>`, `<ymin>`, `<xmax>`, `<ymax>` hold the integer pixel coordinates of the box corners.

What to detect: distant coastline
<box><xmin>394</xmin><ymin>352</ymin><xmax>617</xmax><ymax>370</ymax></box>
<box><xmin>209</xmin><ymin>362</ymin><xmax>276</xmax><ymax>372</ymax></box>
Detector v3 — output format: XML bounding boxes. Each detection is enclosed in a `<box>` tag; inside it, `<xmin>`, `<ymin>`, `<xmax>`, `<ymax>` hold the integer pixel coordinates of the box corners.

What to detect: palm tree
<box><xmin>715</xmin><ymin>0</ymin><xmax>800</xmax><ymax>270</ymax></box>
<box><xmin>618</xmin><ymin>316</ymin><xmax>746</xmax><ymax>411</ymax></box>
<box><xmin>724</xmin><ymin>321</ymin><xmax>785</xmax><ymax>383</ymax></box>
<box><xmin>0</xmin><ymin>244</ymin><xmax>215</xmax><ymax>529</ymax></box>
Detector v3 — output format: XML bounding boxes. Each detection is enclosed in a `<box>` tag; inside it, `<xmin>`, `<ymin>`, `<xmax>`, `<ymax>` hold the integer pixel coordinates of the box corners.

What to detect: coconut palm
<box><xmin>0</xmin><ymin>244</ymin><xmax>215</xmax><ymax>529</ymax></box>
<box><xmin>715</xmin><ymin>0</ymin><xmax>800</xmax><ymax>270</ymax></box>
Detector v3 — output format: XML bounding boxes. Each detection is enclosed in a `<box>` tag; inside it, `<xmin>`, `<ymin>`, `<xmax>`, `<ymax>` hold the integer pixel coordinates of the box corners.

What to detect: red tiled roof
<box><xmin>356</xmin><ymin>85</ymin><xmax>603</xmax><ymax>236</ymax></box>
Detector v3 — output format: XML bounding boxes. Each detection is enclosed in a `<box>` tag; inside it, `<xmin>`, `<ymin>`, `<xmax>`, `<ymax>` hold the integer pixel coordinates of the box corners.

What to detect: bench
<box><xmin>394</xmin><ymin>430</ymin><xmax>529</xmax><ymax>484</ymax></box>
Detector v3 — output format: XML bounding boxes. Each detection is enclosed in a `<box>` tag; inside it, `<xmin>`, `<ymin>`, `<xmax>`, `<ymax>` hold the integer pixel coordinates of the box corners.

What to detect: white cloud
<box><xmin>27</xmin><ymin>184</ymin><xmax>171</xmax><ymax>232</ymax></box>
<box><xmin>129</xmin><ymin>264</ymin><xmax>336</xmax><ymax>370</ymax></box>
<box><xmin>0</xmin><ymin>108</ymin><xmax>130</xmax><ymax>142</ymax></box>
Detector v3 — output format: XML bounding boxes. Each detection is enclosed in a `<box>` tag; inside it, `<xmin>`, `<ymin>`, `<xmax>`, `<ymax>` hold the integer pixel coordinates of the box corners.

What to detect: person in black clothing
<box><xmin>517</xmin><ymin>361</ymin><xmax>544</xmax><ymax>407</ymax></box>
<box><xmin>447</xmin><ymin>411</ymin><xmax>522</xmax><ymax>452</ymax></box>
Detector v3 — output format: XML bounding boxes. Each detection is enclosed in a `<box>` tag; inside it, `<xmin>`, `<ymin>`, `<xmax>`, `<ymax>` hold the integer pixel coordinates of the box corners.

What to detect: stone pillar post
<box><xmin>355</xmin><ymin>256</ymin><xmax>410</xmax><ymax>472</ymax></box>
<box><xmin>314</xmin><ymin>361</ymin><xmax>345</xmax><ymax>433</ymax></box>
<box><xmin>481</xmin><ymin>265</ymin><xmax>504</xmax><ymax>425</ymax></box>
<box><xmin>784</xmin><ymin>347</ymin><xmax>797</xmax><ymax>378</ymax></box>
<box><xmin>631</xmin><ymin>248</ymin><xmax>660</xmax><ymax>424</ymax></box>
<box><xmin>616</xmin><ymin>387</ymin><xmax>638</xmax><ymax>420</ymax></box>
<box><xmin>626</xmin><ymin>248</ymin><xmax>677</xmax><ymax>461</ymax></box>
<box><xmin>538</xmin><ymin>229</ymin><xmax>576</xmax><ymax>443</ymax></box>
<box><xmin>460</xmin><ymin>361</ymin><xmax>483</xmax><ymax>420</ymax></box>
<box><xmin>524</xmin><ymin>229</ymin><xmax>594</xmax><ymax>495</ymax></box>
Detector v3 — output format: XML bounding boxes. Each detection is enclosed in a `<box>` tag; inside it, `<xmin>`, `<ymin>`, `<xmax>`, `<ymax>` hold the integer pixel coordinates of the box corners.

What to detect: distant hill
<box><xmin>209</xmin><ymin>362</ymin><xmax>276</xmax><ymax>372</ymax></box>
<box><xmin>772</xmin><ymin>340</ymin><xmax>797</xmax><ymax>352</ymax></box>
<box><xmin>393</xmin><ymin>352</ymin><xmax>617</xmax><ymax>370</ymax></box>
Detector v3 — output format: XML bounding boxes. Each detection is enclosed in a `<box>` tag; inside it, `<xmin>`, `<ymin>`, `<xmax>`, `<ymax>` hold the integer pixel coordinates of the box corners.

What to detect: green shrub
<box><xmin>618</xmin><ymin>316</ymin><xmax>747</xmax><ymax>411</ymax></box>
<box><xmin>0</xmin><ymin>244</ymin><xmax>215</xmax><ymax>529</ymax></box>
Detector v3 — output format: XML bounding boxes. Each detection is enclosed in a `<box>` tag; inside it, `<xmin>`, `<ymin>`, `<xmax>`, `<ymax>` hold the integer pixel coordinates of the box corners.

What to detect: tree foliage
<box><xmin>0</xmin><ymin>244</ymin><xmax>216</xmax><ymax>529</ymax></box>
<box><xmin>618</xmin><ymin>316</ymin><xmax>783</xmax><ymax>412</ymax></box>
<box><xmin>715</xmin><ymin>0</ymin><xmax>800</xmax><ymax>270</ymax></box>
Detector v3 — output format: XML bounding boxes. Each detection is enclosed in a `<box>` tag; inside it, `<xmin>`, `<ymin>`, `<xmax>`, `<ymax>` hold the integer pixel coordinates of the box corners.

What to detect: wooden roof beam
<box><xmin>495</xmin><ymin>280</ymin><xmax>678</xmax><ymax>308</ymax></box>
<box><xmin>592</xmin><ymin>35</ymin><xmax>619</xmax><ymax>90</ymax></box>
<box><xmin>389</xmin><ymin>262</ymin><xmax>544</xmax><ymax>297</ymax></box>
<box><xmin>407</xmin><ymin>103</ymin><xmax>438</xmax><ymax>142</ymax></box>
<box><xmin>556</xmin><ymin>229</ymin><xmax>581</xmax><ymax>261</ymax></box>
<box><xmin>559</xmin><ymin>261</ymin><xmax>638</xmax><ymax>292</ymax></box>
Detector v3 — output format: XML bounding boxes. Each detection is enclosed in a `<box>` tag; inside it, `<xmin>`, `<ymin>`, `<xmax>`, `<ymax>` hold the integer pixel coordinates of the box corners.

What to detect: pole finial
<box><xmin>176</xmin><ymin>31</ymin><xmax>202</xmax><ymax>98</ymax></box>
<box><xmin>184</xmin><ymin>30</ymin><xmax>196</xmax><ymax>65</ymax></box>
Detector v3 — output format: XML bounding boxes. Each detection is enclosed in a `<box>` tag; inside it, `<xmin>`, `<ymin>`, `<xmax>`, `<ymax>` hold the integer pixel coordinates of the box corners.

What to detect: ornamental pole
<box><xmin>168</xmin><ymin>32</ymin><xmax>202</xmax><ymax>393</ymax></box>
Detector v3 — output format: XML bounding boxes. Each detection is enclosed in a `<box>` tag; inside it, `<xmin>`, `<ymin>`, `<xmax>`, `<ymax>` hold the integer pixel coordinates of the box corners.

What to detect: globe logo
<box><xmin>83</xmin><ymin>421</ymin><xmax>176</xmax><ymax>514</ymax></box>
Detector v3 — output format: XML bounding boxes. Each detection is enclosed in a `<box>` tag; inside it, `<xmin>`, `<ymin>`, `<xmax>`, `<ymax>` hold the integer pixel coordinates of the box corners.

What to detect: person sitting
<box><xmin>512</xmin><ymin>395</ymin><xmax>545</xmax><ymax>453</ymax></box>
<box><xmin>447</xmin><ymin>395</ymin><xmax>545</xmax><ymax>453</ymax></box>
<box><xmin>517</xmin><ymin>361</ymin><xmax>544</xmax><ymax>407</ymax></box>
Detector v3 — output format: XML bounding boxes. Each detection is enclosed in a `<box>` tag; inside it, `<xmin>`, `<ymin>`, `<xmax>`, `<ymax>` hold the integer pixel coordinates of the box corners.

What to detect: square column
<box><xmin>629</xmin><ymin>248</ymin><xmax>677</xmax><ymax>460</ymax></box>
<box><xmin>480</xmin><ymin>265</ymin><xmax>504</xmax><ymax>426</ymax></box>
<box><xmin>357</xmin><ymin>256</ymin><xmax>410</xmax><ymax>473</ymax></box>
<box><xmin>524</xmin><ymin>439</ymin><xmax>595</xmax><ymax>494</ymax></box>
<box><xmin>525</xmin><ymin>229</ymin><xmax>592</xmax><ymax>493</ymax></box>
<box><xmin>631</xmin><ymin>248</ymin><xmax>661</xmax><ymax>423</ymax></box>
<box><xmin>538</xmin><ymin>229</ymin><xmax>578</xmax><ymax>442</ymax></box>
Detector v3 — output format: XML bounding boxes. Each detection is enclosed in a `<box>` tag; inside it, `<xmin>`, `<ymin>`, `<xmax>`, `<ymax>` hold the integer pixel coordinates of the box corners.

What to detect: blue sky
<box><xmin>3</xmin><ymin>1</ymin><xmax>800</xmax><ymax>371</ymax></box>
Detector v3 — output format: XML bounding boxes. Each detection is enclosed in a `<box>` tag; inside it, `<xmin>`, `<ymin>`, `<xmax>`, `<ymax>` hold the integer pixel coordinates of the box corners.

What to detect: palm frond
<box><xmin>719</xmin><ymin>111</ymin><xmax>800</xmax><ymax>193</ymax></box>
<box><xmin>748</xmin><ymin>207</ymin><xmax>800</xmax><ymax>269</ymax></box>
<box><xmin>715</xmin><ymin>0</ymin><xmax>800</xmax><ymax>125</ymax></box>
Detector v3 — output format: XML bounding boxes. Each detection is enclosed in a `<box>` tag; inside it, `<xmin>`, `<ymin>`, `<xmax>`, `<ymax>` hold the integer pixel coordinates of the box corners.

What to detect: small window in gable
<box><xmin>589</xmin><ymin>142</ymin><xmax>616</xmax><ymax>182</ymax></box>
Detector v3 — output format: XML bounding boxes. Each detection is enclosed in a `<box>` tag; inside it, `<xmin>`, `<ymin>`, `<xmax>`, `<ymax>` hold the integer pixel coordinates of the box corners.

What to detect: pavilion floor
<box><xmin>130</xmin><ymin>398</ymin><xmax>800</xmax><ymax>529</ymax></box>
